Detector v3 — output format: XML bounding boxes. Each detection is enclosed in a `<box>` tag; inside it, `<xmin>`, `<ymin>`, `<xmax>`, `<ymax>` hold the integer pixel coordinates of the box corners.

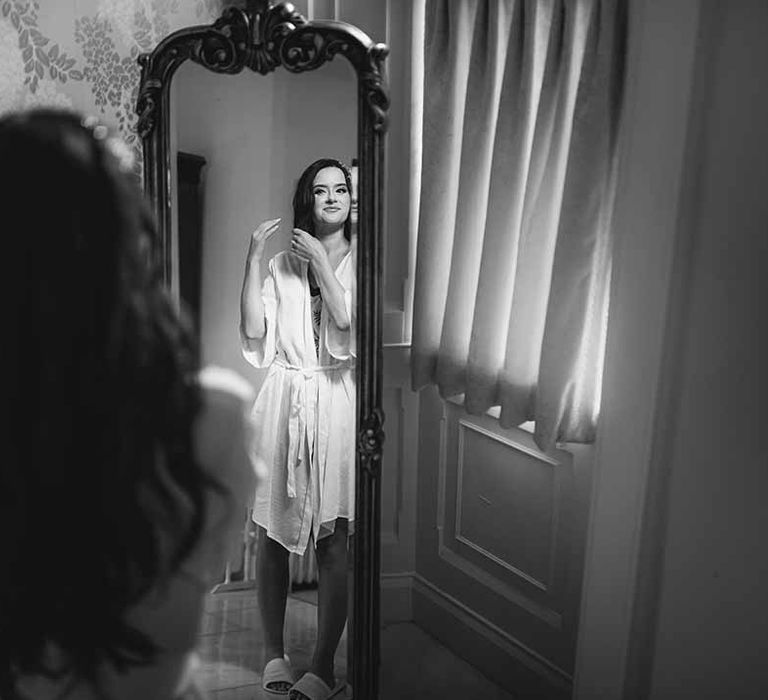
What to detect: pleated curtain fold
<box><xmin>410</xmin><ymin>0</ymin><xmax>627</xmax><ymax>452</ymax></box>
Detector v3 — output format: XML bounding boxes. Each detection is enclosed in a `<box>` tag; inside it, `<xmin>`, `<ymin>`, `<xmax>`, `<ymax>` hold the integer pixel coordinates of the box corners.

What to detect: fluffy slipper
<box><xmin>288</xmin><ymin>672</ymin><xmax>345</xmax><ymax>700</ymax></box>
<box><xmin>262</xmin><ymin>655</ymin><xmax>294</xmax><ymax>696</ymax></box>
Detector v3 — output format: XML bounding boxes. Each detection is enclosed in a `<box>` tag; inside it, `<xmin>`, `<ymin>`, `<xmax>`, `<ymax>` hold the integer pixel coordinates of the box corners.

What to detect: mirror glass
<box><xmin>169</xmin><ymin>57</ymin><xmax>358</xmax><ymax>698</ymax></box>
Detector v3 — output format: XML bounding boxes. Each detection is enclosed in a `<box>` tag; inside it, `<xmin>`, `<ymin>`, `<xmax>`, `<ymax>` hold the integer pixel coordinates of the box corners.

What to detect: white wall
<box><xmin>574</xmin><ymin>1</ymin><xmax>707</xmax><ymax>695</ymax></box>
<box><xmin>173</xmin><ymin>60</ymin><xmax>356</xmax><ymax>390</ymax></box>
<box><xmin>647</xmin><ymin>1</ymin><xmax>768</xmax><ymax>697</ymax></box>
<box><xmin>575</xmin><ymin>1</ymin><xmax>768</xmax><ymax>698</ymax></box>
<box><xmin>378</xmin><ymin>0</ymin><xmax>422</xmax><ymax>612</ymax></box>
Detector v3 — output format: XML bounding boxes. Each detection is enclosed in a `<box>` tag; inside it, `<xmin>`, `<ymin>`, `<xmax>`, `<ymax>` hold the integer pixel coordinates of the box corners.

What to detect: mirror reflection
<box><xmin>171</xmin><ymin>58</ymin><xmax>357</xmax><ymax>698</ymax></box>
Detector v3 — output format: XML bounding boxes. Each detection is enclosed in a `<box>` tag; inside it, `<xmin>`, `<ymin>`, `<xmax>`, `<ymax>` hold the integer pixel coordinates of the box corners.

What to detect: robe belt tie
<box><xmin>273</xmin><ymin>358</ymin><xmax>354</xmax><ymax>498</ymax></box>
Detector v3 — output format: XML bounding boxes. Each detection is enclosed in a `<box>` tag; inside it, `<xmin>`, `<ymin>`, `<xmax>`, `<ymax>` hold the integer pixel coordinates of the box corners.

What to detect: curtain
<box><xmin>410</xmin><ymin>0</ymin><xmax>627</xmax><ymax>452</ymax></box>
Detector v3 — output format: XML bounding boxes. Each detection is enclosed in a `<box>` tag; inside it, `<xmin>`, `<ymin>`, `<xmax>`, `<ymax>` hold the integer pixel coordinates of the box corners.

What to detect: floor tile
<box><xmin>195</xmin><ymin>590</ymin><xmax>512</xmax><ymax>699</ymax></box>
<box><xmin>207</xmin><ymin>685</ymin><xmax>261</xmax><ymax>699</ymax></box>
<box><xmin>195</xmin><ymin>590</ymin><xmax>347</xmax><ymax>694</ymax></box>
<box><xmin>204</xmin><ymin>589</ymin><xmax>260</xmax><ymax>614</ymax></box>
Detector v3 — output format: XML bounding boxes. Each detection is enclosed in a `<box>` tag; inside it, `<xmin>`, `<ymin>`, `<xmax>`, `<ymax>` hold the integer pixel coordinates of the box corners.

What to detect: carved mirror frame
<box><xmin>134</xmin><ymin>2</ymin><xmax>388</xmax><ymax>697</ymax></box>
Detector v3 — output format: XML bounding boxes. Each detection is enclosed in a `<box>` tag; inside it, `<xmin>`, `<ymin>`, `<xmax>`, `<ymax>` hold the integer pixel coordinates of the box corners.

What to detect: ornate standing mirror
<box><xmin>135</xmin><ymin>1</ymin><xmax>388</xmax><ymax>698</ymax></box>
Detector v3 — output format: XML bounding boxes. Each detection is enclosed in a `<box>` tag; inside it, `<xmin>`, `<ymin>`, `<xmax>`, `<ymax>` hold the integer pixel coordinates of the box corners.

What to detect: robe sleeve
<box><xmin>240</xmin><ymin>258</ymin><xmax>277</xmax><ymax>368</ymax></box>
<box><xmin>326</xmin><ymin>246</ymin><xmax>356</xmax><ymax>361</ymax></box>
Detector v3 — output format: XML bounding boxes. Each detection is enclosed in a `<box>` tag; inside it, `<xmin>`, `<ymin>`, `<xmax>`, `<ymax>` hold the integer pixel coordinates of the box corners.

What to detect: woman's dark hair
<box><xmin>292</xmin><ymin>157</ymin><xmax>353</xmax><ymax>241</ymax></box>
<box><xmin>0</xmin><ymin>109</ymin><xmax>215</xmax><ymax>697</ymax></box>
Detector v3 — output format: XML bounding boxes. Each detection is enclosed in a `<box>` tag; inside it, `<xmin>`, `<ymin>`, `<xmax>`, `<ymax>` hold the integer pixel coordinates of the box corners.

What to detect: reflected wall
<box><xmin>171</xmin><ymin>60</ymin><xmax>356</xmax><ymax>390</ymax></box>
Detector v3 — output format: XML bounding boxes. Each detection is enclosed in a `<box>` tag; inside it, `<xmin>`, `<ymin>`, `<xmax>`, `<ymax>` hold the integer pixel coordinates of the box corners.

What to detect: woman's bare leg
<box><xmin>256</xmin><ymin>526</ymin><xmax>291</xmax><ymax>675</ymax></box>
<box><xmin>310</xmin><ymin>518</ymin><xmax>349</xmax><ymax>689</ymax></box>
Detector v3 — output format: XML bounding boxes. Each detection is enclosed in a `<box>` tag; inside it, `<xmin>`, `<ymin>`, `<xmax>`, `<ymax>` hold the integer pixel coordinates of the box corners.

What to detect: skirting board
<box><xmin>411</xmin><ymin>574</ymin><xmax>572</xmax><ymax>700</ymax></box>
<box><xmin>381</xmin><ymin>572</ymin><xmax>414</xmax><ymax>624</ymax></box>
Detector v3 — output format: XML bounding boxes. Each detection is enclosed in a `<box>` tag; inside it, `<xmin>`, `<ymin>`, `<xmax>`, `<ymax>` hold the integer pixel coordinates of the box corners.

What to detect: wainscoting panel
<box><xmin>435</xmin><ymin>402</ymin><xmax>576</xmax><ymax>645</ymax></box>
<box><xmin>380</xmin><ymin>346</ymin><xmax>420</xmax><ymax>623</ymax></box>
<box><xmin>380</xmin><ymin>386</ymin><xmax>404</xmax><ymax>546</ymax></box>
<box><xmin>415</xmin><ymin>389</ymin><xmax>594</xmax><ymax>696</ymax></box>
<box><xmin>412</xmin><ymin>574</ymin><xmax>571</xmax><ymax>700</ymax></box>
<box><xmin>453</xmin><ymin>419</ymin><xmax>560</xmax><ymax>591</ymax></box>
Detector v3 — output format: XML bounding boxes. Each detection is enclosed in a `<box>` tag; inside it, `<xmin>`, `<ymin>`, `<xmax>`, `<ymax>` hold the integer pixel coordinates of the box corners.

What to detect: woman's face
<box><xmin>311</xmin><ymin>166</ymin><xmax>350</xmax><ymax>230</ymax></box>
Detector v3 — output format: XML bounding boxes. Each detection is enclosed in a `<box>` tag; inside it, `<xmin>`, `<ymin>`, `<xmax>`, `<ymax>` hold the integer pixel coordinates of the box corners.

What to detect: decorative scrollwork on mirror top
<box><xmin>134</xmin><ymin>2</ymin><xmax>388</xmax><ymax>698</ymax></box>
<box><xmin>136</xmin><ymin>4</ymin><xmax>388</xmax><ymax>139</ymax></box>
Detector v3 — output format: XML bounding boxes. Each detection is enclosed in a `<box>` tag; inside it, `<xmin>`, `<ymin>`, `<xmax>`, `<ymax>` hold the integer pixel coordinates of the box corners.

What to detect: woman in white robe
<box><xmin>239</xmin><ymin>158</ymin><xmax>356</xmax><ymax>700</ymax></box>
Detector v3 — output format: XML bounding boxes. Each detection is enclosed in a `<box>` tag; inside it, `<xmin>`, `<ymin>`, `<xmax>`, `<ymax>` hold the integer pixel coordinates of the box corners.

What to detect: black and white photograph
<box><xmin>1</xmin><ymin>1</ymin><xmax>766</xmax><ymax>699</ymax></box>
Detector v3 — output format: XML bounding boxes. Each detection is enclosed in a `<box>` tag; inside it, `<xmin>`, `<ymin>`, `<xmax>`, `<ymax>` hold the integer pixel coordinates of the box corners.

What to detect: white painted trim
<box><xmin>412</xmin><ymin>573</ymin><xmax>572</xmax><ymax>684</ymax></box>
<box><xmin>572</xmin><ymin>1</ymin><xmax>704</xmax><ymax>698</ymax></box>
<box><xmin>380</xmin><ymin>571</ymin><xmax>415</xmax><ymax>623</ymax></box>
<box><xmin>381</xmin><ymin>570</ymin><xmax>572</xmax><ymax>666</ymax></box>
<box><xmin>457</xmin><ymin>417</ymin><xmax>560</xmax><ymax>466</ymax></box>
<box><xmin>435</xmin><ymin>400</ymin><xmax>448</xmax><ymax>532</ymax></box>
<box><xmin>381</xmin><ymin>571</ymin><xmax>417</xmax><ymax>582</ymax></box>
<box><xmin>436</xmin><ymin>405</ymin><xmax>563</xmax><ymax>627</ymax></box>
<box><xmin>381</xmin><ymin>348</ymin><xmax>420</xmax><ymax>576</ymax></box>
<box><xmin>453</xmin><ymin>533</ymin><xmax>548</xmax><ymax>590</ymax></box>
<box><xmin>445</xmin><ymin>394</ymin><xmax>536</xmax><ymax>432</ymax></box>
<box><xmin>380</xmin><ymin>386</ymin><xmax>404</xmax><ymax>543</ymax></box>
<box><xmin>435</xmin><ymin>543</ymin><xmax>562</xmax><ymax>629</ymax></box>
<box><xmin>383</xmin><ymin>307</ymin><xmax>405</xmax><ymax>345</ymax></box>
<box><xmin>621</xmin><ymin>4</ymin><xmax>720</xmax><ymax>697</ymax></box>
<box><xmin>380</xmin><ymin>532</ymin><xmax>398</xmax><ymax>547</ymax></box>
<box><xmin>454</xmin><ymin>419</ymin><xmax>560</xmax><ymax>591</ymax></box>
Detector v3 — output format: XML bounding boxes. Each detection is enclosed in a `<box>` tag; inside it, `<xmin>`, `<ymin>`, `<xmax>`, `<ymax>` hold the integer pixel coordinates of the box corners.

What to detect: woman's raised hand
<box><xmin>247</xmin><ymin>218</ymin><xmax>281</xmax><ymax>261</ymax></box>
<box><xmin>290</xmin><ymin>228</ymin><xmax>328</xmax><ymax>270</ymax></box>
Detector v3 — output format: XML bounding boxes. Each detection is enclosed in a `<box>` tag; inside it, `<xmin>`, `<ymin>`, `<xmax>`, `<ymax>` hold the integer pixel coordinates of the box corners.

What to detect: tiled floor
<box><xmin>195</xmin><ymin>588</ymin><xmax>515</xmax><ymax>699</ymax></box>
<box><xmin>196</xmin><ymin>587</ymin><xmax>348</xmax><ymax>699</ymax></box>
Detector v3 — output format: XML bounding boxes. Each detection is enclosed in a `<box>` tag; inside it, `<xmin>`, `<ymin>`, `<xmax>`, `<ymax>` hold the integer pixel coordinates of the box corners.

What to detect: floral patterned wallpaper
<box><xmin>0</xmin><ymin>0</ymin><xmax>228</xmax><ymax>165</ymax></box>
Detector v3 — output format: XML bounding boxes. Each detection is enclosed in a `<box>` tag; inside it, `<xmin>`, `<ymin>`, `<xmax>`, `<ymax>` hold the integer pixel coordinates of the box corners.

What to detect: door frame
<box><xmin>573</xmin><ymin>1</ymin><xmax>709</xmax><ymax>697</ymax></box>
